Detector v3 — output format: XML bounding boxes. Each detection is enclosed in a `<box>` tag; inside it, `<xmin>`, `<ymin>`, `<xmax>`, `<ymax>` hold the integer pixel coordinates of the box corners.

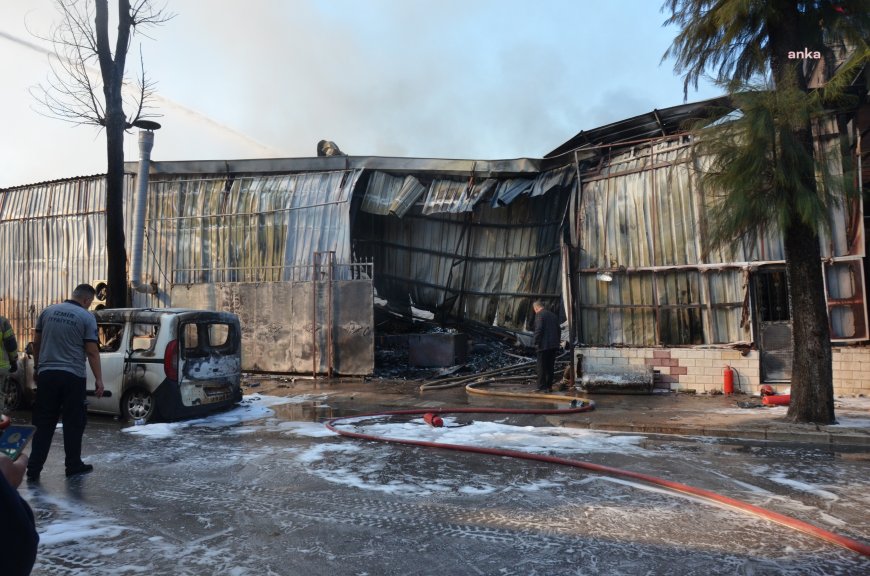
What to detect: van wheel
<box><xmin>121</xmin><ymin>389</ymin><xmax>155</xmax><ymax>422</ymax></box>
<box><xmin>2</xmin><ymin>377</ymin><xmax>23</xmax><ymax>411</ymax></box>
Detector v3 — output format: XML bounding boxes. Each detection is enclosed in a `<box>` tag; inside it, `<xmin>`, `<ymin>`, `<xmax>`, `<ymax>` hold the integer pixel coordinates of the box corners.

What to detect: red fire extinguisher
<box><xmin>723</xmin><ymin>365</ymin><xmax>734</xmax><ymax>395</ymax></box>
<box><xmin>423</xmin><ymin>413</ymin><xmax>444</xmax><ymax>427</ymax></box>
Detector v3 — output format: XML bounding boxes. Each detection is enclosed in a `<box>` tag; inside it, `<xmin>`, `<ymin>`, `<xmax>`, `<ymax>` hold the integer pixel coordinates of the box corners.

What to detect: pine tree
<box><xmin>663</xmin><ymin>0</ymin><xmax>869</xmax><ymax>423</ymax></box>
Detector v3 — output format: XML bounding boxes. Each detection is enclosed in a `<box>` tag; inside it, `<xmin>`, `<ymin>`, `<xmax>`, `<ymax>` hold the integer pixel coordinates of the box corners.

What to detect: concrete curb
<box><xmin>559</xmin><ymin>420</ymin><xmax>870</xmax><ymax>447</ymax></box>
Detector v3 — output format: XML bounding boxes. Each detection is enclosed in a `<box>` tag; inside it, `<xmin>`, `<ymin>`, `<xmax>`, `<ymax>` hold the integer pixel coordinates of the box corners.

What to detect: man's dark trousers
<box><xmin>28</xmin><ymin>370</ymin><xmax>88</xmax><ymax>474</ymax></box>
<box><xmin>537</xmin><ymin>348</ymin><xmax>557</xmax><ymax>391</ymax></box>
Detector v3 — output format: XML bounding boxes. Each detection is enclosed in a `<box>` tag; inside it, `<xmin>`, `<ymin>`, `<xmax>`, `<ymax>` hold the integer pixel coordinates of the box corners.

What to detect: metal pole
<box><xmin>131</xmin><ymin>129</ymin><xmax>158</xmax><ymax>296</ymax></box>
<box><xmin>650</xmin><ymin>144</ymin><xmax>662</xmax><ymax>345</ymax></box>
<box><xmin>312</xmin><ymin>252</ymin><xmax>319</xmax><ymax>380</ymax></box>
<box><xmin>327</xmin><ymin>251</ymin><xmax>335</xmax><ymax>379</ymax></box>
<box><xmin>562</xmin><ymin>242</ymin><xmax>576</xmax><ymax>388</ymax></box>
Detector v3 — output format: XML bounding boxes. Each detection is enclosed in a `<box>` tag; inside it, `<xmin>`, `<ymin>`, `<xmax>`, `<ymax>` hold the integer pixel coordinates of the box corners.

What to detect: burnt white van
<box><xmin>4</xmin><ymin>308</ymin><xmax>243</xmax><ymax>423</ymax></box>
<box><xmin>87</xmin><ymin>308</ymin><xmax>243</xmax><ymax>422</ymax></box>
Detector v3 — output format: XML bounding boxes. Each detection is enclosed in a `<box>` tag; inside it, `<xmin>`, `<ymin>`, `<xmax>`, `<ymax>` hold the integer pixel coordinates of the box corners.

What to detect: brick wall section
<box><xmin>578</xmin><ymin>346</ymin><xmax>870</xmax><ymax>396</ymax></box>
<box><xmin>832</xmin><ymin>347</ymin><xmax>870</xmax><ymax>396</ymax></box>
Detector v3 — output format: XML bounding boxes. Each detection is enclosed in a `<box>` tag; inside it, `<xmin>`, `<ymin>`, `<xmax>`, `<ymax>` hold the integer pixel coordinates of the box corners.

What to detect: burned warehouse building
<box><xmin>0</xmin><ymin>94</ymin><xmax>868</xmax><ymax>398</ymax></box>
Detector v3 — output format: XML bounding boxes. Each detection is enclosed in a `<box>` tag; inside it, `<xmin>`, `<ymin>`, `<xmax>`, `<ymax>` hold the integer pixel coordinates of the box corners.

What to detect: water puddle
<box><xmin>269</xmin><ymin>400</ymin><xmax>336</xmax><ymax>422</ymax></box>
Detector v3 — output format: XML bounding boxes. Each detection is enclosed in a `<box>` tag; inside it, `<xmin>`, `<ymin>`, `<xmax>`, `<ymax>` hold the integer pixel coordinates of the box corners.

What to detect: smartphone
<box><xmin>0</xmin><ymin>424</ymin><xmax>36</xmax><ymax>461</ymax></box>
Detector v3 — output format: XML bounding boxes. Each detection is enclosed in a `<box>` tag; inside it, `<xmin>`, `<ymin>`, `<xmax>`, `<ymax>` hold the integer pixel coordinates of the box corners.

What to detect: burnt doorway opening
<box><xmin>753</xmin><ymin>267</ymin><xmax>793</xmax><ymax>383</ymax></box>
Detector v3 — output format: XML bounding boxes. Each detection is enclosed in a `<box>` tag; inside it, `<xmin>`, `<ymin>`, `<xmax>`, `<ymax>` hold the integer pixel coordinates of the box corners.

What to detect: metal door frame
<box><xmin>752</xmin><ymin>266</ymin><xmax>793</xmax><ymax>383</ymax></box>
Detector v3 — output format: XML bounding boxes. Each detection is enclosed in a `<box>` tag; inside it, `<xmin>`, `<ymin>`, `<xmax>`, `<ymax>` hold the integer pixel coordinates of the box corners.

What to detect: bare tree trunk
<box><xmin>105</xmin><ymin>113</ymin><xmax>128</xmax><ymax>308</ymax></box>
<box><xmin>97</xmin><ymin>0</ymin><xmax>132</xmax><ymax>307</ymax></box>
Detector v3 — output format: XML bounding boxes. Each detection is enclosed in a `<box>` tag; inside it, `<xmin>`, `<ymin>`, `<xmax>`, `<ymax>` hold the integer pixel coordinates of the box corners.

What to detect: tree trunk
<box><xmin>784</xmin><ymin>220</ymin><xmax>835</xmax><ymax>424</ymax></box>
<box><xmin>105</xmin><ymin>112</ymin><xmax>128</xmax><ymax>309</ymax></box>
<box><xmin>97</xmin><ymin>0</ymin><xmax>132</xmax><ymax>308</ymax></box>
<box><xmin>770</xmin><ymin>1</ymin><xmax>835</xmax><ymax>424</ymax></box>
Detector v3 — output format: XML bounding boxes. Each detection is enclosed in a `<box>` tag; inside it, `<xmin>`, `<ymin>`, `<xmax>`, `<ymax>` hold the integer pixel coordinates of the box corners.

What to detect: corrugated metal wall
<box><xmin>0</xmin><ymin>170</ymin><xmax>365</xmax><ymax>352</ymax></box>
<box><xmin>142</xmin><ymin>170</ymin><xmax>362</xmax><ymax>293</ymax></box>
<box><xmin>575</xmin><ymin>122</ymin><xmax>865</xmax><ymax>346</ymax></box>
<box><xmin>0</xmin><ymin>175</ymin><xmax>131</xmax><ymax>344</ymax></box>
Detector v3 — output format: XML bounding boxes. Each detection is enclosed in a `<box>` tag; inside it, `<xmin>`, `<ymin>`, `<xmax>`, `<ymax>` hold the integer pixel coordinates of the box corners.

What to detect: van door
<box><xmin>87</xmin><ymin>322</ymin><xmax>127</xmax><ymax>414</ymax></box>
<box><xmin>177</xmin><ymin>316</ymin><xmax>242</xmax><ymax>408</ymax></box>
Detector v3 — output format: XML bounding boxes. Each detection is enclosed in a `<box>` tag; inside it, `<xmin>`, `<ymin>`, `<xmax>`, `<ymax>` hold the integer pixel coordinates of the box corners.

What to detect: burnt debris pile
<box><xmin>372</xmin><ymin>312</ymin><xmax>534</xmax><ymax>381</ymax></box>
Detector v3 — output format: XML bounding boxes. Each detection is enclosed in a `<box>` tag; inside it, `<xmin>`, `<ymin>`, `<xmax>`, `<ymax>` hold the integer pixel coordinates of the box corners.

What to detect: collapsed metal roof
<box><xmin>545</xmin><ymin>96</ymin><xmax>733</xmax><ymax>158</ymax></box>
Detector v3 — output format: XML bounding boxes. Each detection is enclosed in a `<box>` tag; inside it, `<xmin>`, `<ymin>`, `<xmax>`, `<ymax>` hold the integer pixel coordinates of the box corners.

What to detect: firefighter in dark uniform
<box><xmin>532</xmin><ymin>301</ymin><xmax>560</xmax><ymax>392</ymax></box>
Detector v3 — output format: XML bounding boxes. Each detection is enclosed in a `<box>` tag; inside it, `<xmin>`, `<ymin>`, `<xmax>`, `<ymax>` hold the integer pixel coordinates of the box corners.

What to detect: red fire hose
<box><xmin>325</xmin><ymin>407</ymin><xmax>870</xmax><ymax>558</ymax></box>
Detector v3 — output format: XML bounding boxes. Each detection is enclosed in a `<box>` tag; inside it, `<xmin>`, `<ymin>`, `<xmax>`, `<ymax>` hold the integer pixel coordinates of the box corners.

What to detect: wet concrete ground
<box><xmin>250</xmin><ymin>376</ymin><xmax>870</xmax><ymax>446</ymax></box>
<box><xmin>10</xmin><ymin>382</ymin><xmax>870</xmax><ymax>575</ymax></box>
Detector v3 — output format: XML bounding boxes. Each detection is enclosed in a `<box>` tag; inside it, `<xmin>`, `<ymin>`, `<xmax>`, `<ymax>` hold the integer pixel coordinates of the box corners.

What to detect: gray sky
<box><xmin>0</xmin><ymin>0</ymin><xmax>720</xmax><ymax>188</ymax></box>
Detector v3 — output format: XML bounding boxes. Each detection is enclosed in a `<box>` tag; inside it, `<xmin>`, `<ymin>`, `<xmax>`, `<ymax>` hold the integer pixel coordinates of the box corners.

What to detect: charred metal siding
<box><xmin>355</xmin><ymin>168</ymin><xmax>573</xmax><ymax>334</ymax></box>
<box><xmin>575</xmin><ymin>139</ymin><xmax>753</xmax><ymax>346</ymax></box>
<box><xmin>573</xmin><ymin>119</ymin><xmax>865</xmax><ymax>346</ymax></box>
<box><xmin>141</xmin><ymin>170</ymin><xmax>362</xmax><ymax>290</ymax></box>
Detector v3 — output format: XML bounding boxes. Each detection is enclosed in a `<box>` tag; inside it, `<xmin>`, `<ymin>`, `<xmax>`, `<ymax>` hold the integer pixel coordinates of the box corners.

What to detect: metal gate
<box><xmin>170</xmin><ymin>260</ymin><xmax>374</xmax><ymax>375</ymax></box>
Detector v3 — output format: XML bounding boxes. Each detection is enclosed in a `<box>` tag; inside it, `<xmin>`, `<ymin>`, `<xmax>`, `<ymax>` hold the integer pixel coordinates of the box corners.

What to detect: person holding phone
<box><xmin>26</xmin><ymin>284</ymin><xmax>104</xmax><ymax>481</ymax></box>
<box><xmin>0</xmin><ymin>452</ymin><xmax>39</xmax><ymax>575</ymax></box>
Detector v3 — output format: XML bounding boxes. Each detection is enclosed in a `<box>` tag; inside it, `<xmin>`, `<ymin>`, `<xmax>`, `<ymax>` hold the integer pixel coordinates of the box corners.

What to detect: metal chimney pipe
<box><xmin>131</xmin><ymin>128</ymin><xmax>157</xmax><ymax>294</ymax></box>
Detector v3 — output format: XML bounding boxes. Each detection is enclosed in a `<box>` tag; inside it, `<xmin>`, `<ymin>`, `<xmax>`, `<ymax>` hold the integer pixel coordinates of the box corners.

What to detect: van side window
<box><xmin>131</xmin><ymin>323</ymin><xmax>159</xmax><ymax>353</ymax></box>
<box><xmin>97</xmin><ymin>323</ymin><xmax>125</xmax><ymax>352</ymax></box>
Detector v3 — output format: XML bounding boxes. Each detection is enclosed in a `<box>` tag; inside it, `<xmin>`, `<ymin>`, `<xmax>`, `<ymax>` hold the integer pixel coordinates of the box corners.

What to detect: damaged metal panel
<box><xmin>389</xmin><ymin>175</ymin><xmax>429</xmax><ymax>217</ymax></box>
<box><xmin>578</xmin><ymin>140</ymin><xmax>770</xmax><ymax>271</ymax></box>
<box><xmin>171</xmin><ymin>280</ymin><xmax>373</xmax><ymax>375</ymax></box>
<box><xmin>146</xmin><ymin>170</ymin><xmax>362</xmax><ymax>288</ymax></box>
<box><xmin>706</xmin><ymin>269</ymin><xmax>751</xmax><ymax>344</ymax></box>
<box><xmin>421</xmin><ymin>178</ymin><xmax>496</xmax><ymax>215</ymax></box>
<box><xmin>577</xmin><ymin>274</ymin><xmax>657</xmax><ymax>346</ymax></box>
<box><xmin>360</xmin><ymin>172</ymin><xmax>427</xmax><ymax>218</ymax></box>
<box><xmin>546</xmin><ymin>96</ymin><xmax>733</xmax><ymax>158</ymax></box>
<box><xmin>575</xmin><ymin>117</ymin><xmax>864</xmax><ymax>346</ymax></box>
<box><xmin>816</xmin><ymin>116</ymin><xmax>864</xmax><ymax>259</ymax></box>
<box><xmin>359</xmin><ymin>171</ymin><xmax>399</xmax><ymax>215</ymax></box>
<box><xmin>575</xmin><ymin>139</ymin><xmax>761</xmax><ymax>346</ymax></box>
<box><xmin>356</xmin><ymin>187</ymin><xmax>570</xmax><ymax>334</ymax></box>
<box><xmin>531</xmin><ymin>164</ymin><xmax>575</xmax><ymax>198</ymax></box>
<box><xmin>490</xmin><ymin>179</ymin><xmax>534</xmax><ymax>207</ymax></box>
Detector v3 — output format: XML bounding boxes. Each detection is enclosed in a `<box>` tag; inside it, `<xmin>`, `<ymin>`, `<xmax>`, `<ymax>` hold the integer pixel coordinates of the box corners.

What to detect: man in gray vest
<box><xmin>26</xmin><ymin>284</ymin><xmax>104</xmax><ymax>481</ymax></box>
